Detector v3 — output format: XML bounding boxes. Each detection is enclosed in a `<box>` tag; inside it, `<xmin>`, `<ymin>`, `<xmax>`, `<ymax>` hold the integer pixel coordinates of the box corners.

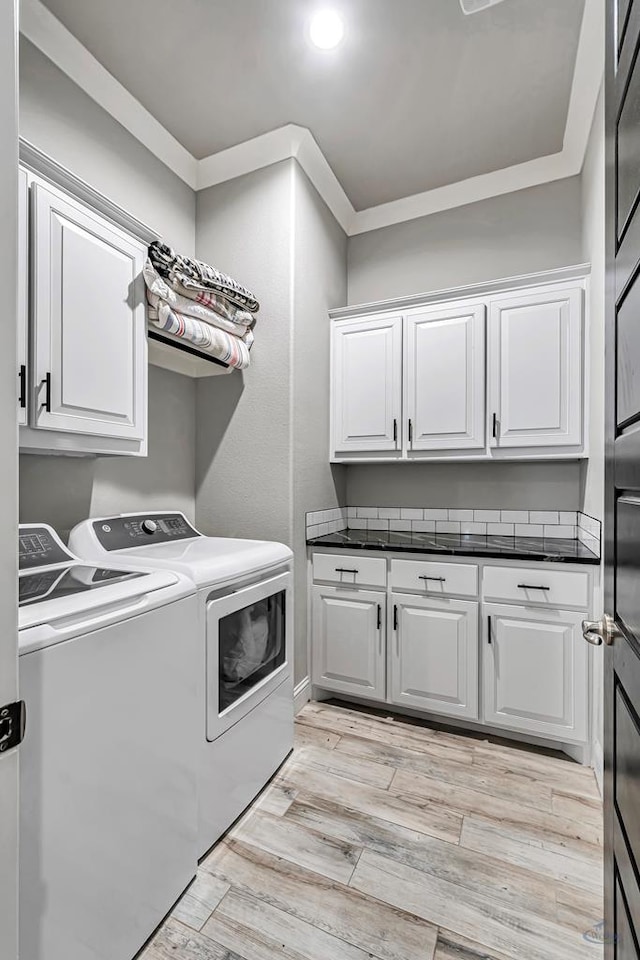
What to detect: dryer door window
<box><xmin>218</xmin><ymin>590</ymin><xmax>286</xmax><ymax>712</ymax></box>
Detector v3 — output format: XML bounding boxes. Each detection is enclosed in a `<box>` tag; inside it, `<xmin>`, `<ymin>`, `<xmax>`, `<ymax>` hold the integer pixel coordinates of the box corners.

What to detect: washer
<box><xmin>18</xmin><ymin>524</ymin><xmax>199</xmax><ymax>960</ymax></box>
<box><xmin>70</xmin><ymin>511</ymin><xmax>294</xmax><ymax>856</ymax></box>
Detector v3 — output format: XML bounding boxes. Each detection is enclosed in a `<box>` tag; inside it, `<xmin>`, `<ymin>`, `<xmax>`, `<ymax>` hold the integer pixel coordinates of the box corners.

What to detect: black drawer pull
<box><xmin>40</xmin><ymin>372</ymin><xmax>51</xmax><ymax>413</ymax></box>
<box><xmin>393</xmin><ymin>418</ymin><xmax>398</xmax><ymax>443</ymax></box>
<box><xmin>492</xmin><ymin>412</ymin><xmax>498</xmax><ymax>438</ymax></box>
<box><xmin>488</xmin><ymin>615</ymin><xmax>492</xmax><ymax>644</ymax></box>
<box><xmin>335</xmin><ymin>567</ymin><xmax>359</xmax><ymax>575</ymax></box>
<box><xmin>517</xmin><ymin>583</ymin><xmax>550</xmax><ymax>591</ymax></box>
<box><xmin>393</xmin><ymin>604</ymin><xmax>398</xmax><ymax>630</ymax></box>
<box><xmin>18</xmin><ymin>364</ymin><xmax>26</xmax><ymax>409</ymax></box>
<box><xmin>377</xmin><ymin>604</ymin><xmax>382</xmax><ymax>630</ymax></box>
<box><xmin>419</xmin><ymin>575</ymin><xmax>446</xmax><ymax>582</ymax></box>
<box><xmin>408</xmin><ymin>419</ymin><xmax>413</xmax><ymax>442</ymax></box>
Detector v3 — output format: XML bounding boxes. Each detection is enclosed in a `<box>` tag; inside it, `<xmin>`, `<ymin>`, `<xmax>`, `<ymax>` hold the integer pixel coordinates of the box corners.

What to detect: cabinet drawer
<box><xmin>312</xmin><ymin>553</ymin><xmax>387</xmax><ymax>588</ymax></box>
<box><xmin>483</xmin><ymin>565</ymin><xmax>589</xmax><ymax>609</ymax></box>
<box><xmin>390</xmin><ymin>559</ymin><xmax>478</xmax><ymax>597</ymax></box>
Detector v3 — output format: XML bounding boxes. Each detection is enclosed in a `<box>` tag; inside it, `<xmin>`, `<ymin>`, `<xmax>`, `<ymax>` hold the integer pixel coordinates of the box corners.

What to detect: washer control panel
<box><xmin>19</xmin><ymin>525</ymin><xmax>73</xmax><ymax>570</ymax></box>
<box><xmin>92</xmin><ymin>513</ymin><xmax>201</xmax><ymax>550</ymax></box>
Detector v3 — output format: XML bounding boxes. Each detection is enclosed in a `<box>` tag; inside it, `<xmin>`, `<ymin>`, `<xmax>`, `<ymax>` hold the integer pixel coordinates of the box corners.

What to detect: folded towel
<box><xmin>147</xmin><ymin>298</ymin><xmax>251</xmax><ymax>370</ymax></box>
<box><xmin>149</xmin><ymin>240</ymin><xmax>260</xmax><ymax>313</ymax></box>
<box><xmin>143</xmin><ymin>260</ymin><xmax>254</xmax><ymax>338</ymax></box>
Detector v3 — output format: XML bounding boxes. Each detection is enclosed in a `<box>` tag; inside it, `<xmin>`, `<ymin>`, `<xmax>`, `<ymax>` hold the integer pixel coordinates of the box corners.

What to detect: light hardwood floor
<box><xmin>141</xmin><ymin>701</ymin><xmax>604</xmax><ymax>960</ymax></box>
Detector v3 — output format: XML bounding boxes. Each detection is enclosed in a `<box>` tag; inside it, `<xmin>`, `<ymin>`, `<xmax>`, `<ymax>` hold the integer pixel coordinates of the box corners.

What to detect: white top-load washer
<box><xmin>70</xmin><ymin>511</ymin><xmax>294</xmax><ymax>856</ymax></box>
<box><xmin>18</xmin><ymin>523</ymin><xmax>199</xmax><ymax>960</ymax></box>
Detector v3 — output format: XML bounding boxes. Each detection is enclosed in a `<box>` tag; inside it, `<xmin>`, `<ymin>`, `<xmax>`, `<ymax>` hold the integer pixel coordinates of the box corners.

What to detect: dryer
<box><xmin>70</xmin><ymin>512</ymin><xmax>294</xmax><ymax>856</ymax></box>
<box><xmin>18</xmin><ymin>524</ymin><xmax>199</xmax><ymax>960</ymax></box>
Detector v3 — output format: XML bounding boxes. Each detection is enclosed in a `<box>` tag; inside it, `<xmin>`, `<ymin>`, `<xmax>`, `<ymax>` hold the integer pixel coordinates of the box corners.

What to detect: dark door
<box><xmin>603</xmin><ymin>1</ymin><xmax>640</xmax><ymax>955</ymax></box>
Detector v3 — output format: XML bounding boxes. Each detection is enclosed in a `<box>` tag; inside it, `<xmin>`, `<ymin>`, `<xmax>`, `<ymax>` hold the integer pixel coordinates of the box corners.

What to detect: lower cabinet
<box><xmin>391</xmin><ymin>594</ymin><xmax>479</xmax><ymax>720</ymax></box>
<box><xmin>483</xmin><ymin>603</ymin><xmax>588</xmax><ymax>742</ymax></box>
<box><xmin>312</xmin><ymin>585</ymin><xmax>386</xmax><ymax>700</ymax></box>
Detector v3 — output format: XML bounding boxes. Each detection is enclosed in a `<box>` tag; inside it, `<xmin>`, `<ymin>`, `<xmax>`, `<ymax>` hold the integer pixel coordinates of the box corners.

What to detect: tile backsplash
<box><xmin>305</xmin><ymin>505</ymin><xmax>602</xmax><ymax>554</ymax></box>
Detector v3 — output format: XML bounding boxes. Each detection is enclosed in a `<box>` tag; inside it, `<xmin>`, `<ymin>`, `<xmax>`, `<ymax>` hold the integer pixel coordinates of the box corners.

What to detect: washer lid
<box><xmin>91</xmin><ymin>537</ymin><xmax>292</xmax><ymax>588</ymax></box>
<box><xmin>19</xmin><ymin>563</ymin><xmax>183</xmax><ymax>633</ymax></box>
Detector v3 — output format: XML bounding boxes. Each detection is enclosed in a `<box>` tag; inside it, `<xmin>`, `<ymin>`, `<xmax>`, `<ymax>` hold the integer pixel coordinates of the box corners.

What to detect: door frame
<box><xmin>0</xmin><ymin>2</ymin><xmax>20</xmax><ymax>958</ymax></box>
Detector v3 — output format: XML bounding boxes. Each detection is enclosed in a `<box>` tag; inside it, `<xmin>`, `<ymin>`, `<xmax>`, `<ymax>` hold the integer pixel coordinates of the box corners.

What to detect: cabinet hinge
<box><xmin>0</xmin><ymin>701</ymin><xmax>26</xmax><ymax>753</ymax></box>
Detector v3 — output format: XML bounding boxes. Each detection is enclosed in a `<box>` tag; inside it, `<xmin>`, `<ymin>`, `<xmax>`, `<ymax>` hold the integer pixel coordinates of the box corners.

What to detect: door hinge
<box><xmin>0</xmin><ymin>701</ymin><xmax>26</xmax><ymax>753</ymax></box>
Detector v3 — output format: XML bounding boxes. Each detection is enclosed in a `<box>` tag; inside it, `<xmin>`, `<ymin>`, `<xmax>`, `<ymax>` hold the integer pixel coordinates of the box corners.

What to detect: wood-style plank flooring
<box><xmin>141</xmin><ymin>701</ymin><xmax>604</xmax><ymax>960</ymax></box>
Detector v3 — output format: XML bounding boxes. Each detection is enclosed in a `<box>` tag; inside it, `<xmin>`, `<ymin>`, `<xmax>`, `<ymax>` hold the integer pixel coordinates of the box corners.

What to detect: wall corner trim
<box><xmin>294</xmin><ymin>677</ymin><xmax>311</xmax><ymax>715</ymax></box>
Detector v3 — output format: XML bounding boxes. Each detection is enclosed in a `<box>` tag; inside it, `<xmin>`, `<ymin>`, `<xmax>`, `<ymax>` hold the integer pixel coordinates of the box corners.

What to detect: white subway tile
<box><xmin>473</xmin><ymin>510</ymin><xmax>501</xmax><ymax>522</ymax></box>
<box><xmin>436</xmin><ymin>521</ymin><xmax>461</xmax><ymax>534</ymax></box>
<box><xmin>501</xmin><ymin>511</ymin><xmax>529</xmax><ymax>523</ymax></box>
<box><xmin>318</xmin><ymin>522</ymin><xmax>331</xmax><ymax>536</ymax></box>
<box><xmin>424</xmin><ymin>509</ymin><xmax>448</xmax><ymax>521</ymax></box>
<box><xmin>449</xmin><ymin>509</ymin><xmax>474</xmax><ymax>522</ymax></box>
<box><xmin>515</xmin><ymin>524</ymin><xmax>544</xmax><ymax>537</ymax></box>
<box><xmin>306</xmin><ymin>524</ymin><xmax>320</xmax><ymax>539</ymax></box>
<box><xmin>487</xmin><ymin>523</ymin><xmax>515</xmax><ymax>536</ymax></box>
<box><xmin>368</xmin><ymin>519</ymin><xmax>389</xmax><ymax>531</ymax></box>
<box><xmin>349</xmin><ymin>518</ymin><xmax>367</xmax><ymax>530</ymax></box>
<box><xmin>357</xmin><ymin>507</ymin><xmax>378</xmax><ymax>519</ymax></box>
<box><xmin>400</xmin><ymin>508</ymin><xmax>423</xmax><ymax>520</ymax></box>
<box><xmin>379</xmin><ymin>507</ymin><xmax>401</xmax><ymax>520</ymax></box>
<box><xmin>390</xmin><ymin>519</ymin><xmax>412</xmax><ymax>532</ymax></box>
<box><xmin>461</xmin><ymin>522</ymin><xmax>487</xmax><ymax>535</ymax></box>
<box><xmin>412</xmin><ymin>520</ymin><xmax>436</xmax><ymax>533</ymax></box>
<box><xmin>347</xmin><ymin>506</ymin><xmax>358</xmax><ymax>519</ymax></box>
<box><xmin>559</xmin><ymin>511</ymin><xmax>577</xmax><ymax>525</ymax></box>
<box><xmin>530</xmin><ymin>511</ymin><xmax>559</xmax><ymax>525</ymax></box>
<box><xmin>544</xmin><ymin>524</ymin><xmax>576</xmax><ymax>539</ymax></box>
<box><xmin>579</xmin><ymin>513</ymin><xmax>601</xmax><ymax>538</ymax></box>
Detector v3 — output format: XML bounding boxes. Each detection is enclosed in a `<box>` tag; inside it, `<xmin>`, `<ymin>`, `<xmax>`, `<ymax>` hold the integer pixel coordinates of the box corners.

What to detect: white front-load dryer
<box><xmin>18</xmin><ymin>524</ymin><xmax>199</xmax><ymax>960</ymax></box>
<box><xmin>70</xmin><ymin>511</ymin><xmax>294</xmax><ymax>857</ymax></box>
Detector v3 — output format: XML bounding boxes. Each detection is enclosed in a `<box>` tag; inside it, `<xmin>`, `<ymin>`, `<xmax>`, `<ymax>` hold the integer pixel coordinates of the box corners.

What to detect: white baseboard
<box><xmin>592</xmin><ymin>738</ymin><xmax>604</xmax><ymax>796</ymax></box>
<box><xmin>294</xmin><ymin>677</ymin><xmax>311</xmax><ymax>715</ymax></box>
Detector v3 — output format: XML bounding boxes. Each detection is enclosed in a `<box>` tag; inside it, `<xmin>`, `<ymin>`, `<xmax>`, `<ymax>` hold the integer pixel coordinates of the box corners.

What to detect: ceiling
<box><xmin>39</xmin><ymin>0</ymin><xmax>586</xmax><ymax>211</ymax></box>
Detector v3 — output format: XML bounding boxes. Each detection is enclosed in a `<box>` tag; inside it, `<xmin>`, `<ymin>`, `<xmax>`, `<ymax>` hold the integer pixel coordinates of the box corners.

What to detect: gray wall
<box><xmin>346</xmin><ymin>462</ymin><xmax>582</xmax><ymax>511</ymax></box>
<box><xmin>292</xmin><ymin>166</ymin><xmax>347</xmax><ymax>684</ymax></box>
<box><xmin>195</xmin><ymin>161</ymin><xmax>294</xmax><ymax>545</ymax></box>
<box><xmin>20</xmin><ymin>366</ymin><xmax>196</xmax><ymax>537</ymax></box>
<box><xmin>347</xmin><ymin>176</ymin><xmax>583</xmax><ymax>305</ymax></box>
<box><xmin>345</xmin><ymin>176</ymin><xmax>584</xmax><ymax>510</ymax></box>
<box><xmin>20</xmin><ymin>39</ymin><xmax>195</xmax><ymax>254</ymax></box>
<box><xmin>18</xmin><ymin>42</ymin><xmax>198</xmax><ymax>536</ymax></box>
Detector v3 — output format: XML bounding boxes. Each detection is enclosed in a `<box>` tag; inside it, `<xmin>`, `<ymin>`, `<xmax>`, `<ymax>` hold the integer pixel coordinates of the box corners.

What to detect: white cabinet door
<box><xmin>31</xmin><ymin>183</ymin><xmax>147</xmax><ymax>440</ymax></box>
<box><xmin>483</xmin><ymin>603</ymin><xmax>588</xmax><ymax>742</ymax></box>
<box><xmin>332</xmin><ymin>315</ymin><xmax>402</xmax><ymax>454</ymax></box>
<box><xmin>406</xmin><ymin>303</ymin><xmax>485</xmax><ymax>451</ymax></box>
<box><xmin>488</xmin><ymin>286</ymin><xmax>583</xmax><ymax>448</ymax></box>
<box><xmin>17</xmin><ymin>168</ymin><xmax>28</xmax><ymax>426</ymax></box>
<box><xmin>391</xmin><ymin>594</ymin><xmax>479</xmax><ymax>719</ymax></box>
<box><xmin>312</xmin><ymin>585</ymin><xmax>385</xmax><ymax>700</ymax></box>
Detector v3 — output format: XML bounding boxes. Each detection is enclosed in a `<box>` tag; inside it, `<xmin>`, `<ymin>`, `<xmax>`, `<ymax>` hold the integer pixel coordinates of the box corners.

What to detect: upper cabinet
<box><xmin>18</xmin><ymin>163</ymin><xmax>149</xmax><ymax>457</ymax></box>
<box><xmin>488</xmin><ymin>286</ymin><xmax>583</xmax><ymax>450</ymax></box>
<box><xmin>330</xmin><ymin>269</ymin><xmax>587</xmax><ymax>463</ymax></box>
<box><xmin>332</xmin><ymin>314</ymin><xmax>402</xmax><ymax>455</ymax></box>
<box><xmin>405</xmin><ymin>302</ymin><xmax>485</xmax><ymax>451</ymax></box>
<box><xmin>17</xmin><ymin>168</ymin><xmax>29</xmax><ymax>427</ymax></box>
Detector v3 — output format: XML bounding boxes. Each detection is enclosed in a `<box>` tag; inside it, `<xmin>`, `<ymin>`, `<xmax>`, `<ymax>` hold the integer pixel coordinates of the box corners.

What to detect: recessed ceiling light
<box><xmin>309</xmin><ymin>10</ymin><xmax>344</xmax><ymax>49</ymax></box>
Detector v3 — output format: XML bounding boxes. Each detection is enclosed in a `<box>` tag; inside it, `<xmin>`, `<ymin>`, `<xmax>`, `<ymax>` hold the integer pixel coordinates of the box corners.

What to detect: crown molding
<box><xmin>20</xmin><ymin>0</ymin><xmax>603</xmax><ymax>237</ymax></box>
<box><xmin>20</xmin><ymin>0</ymin><xmax>198</xmax><ymax>188</ymax></box>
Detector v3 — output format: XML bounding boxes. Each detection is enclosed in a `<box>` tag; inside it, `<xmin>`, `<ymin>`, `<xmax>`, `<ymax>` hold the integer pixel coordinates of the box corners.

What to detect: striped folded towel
<box><xmin>149</xmin><ymin>241</ymin><xmax>260</xmax><ymax>313</ymax></box>
<box><xmin>147</xmin><ymin>298</ymin><xmax>251</xmax><ymax>370</ymax></box>
<box><xmin>143</xmin><ymin>260</ymin><xmax>254</xmax><ymax>339</ymax></box>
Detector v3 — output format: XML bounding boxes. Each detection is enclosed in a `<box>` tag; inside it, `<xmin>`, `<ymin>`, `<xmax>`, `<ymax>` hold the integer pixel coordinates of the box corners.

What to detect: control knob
<box><xmin>141</xmin><ymin>519</ymin><xmax>158</xmax><ymax>535</ymax></box>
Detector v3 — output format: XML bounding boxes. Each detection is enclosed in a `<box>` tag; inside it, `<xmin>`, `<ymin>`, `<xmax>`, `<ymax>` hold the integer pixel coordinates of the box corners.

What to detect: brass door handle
<box><xmin>582</xmin><ymin>614</ymin><xmax>621</xmax><ymax>646</ymax></box>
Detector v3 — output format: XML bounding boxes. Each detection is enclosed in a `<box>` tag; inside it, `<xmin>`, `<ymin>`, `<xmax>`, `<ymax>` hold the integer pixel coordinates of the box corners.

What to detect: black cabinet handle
<box><xmin>488</xmin><ymin>615</ymin><xmax>492</xmax><ymax>644</ymax></box>
<box><xmin>40</xmin><ymin>372</ymin><xmax>51</xmax><ymax>413</ymax></box>
<box><xmin>492</xmin><ymin>412</ymin><xmax>498</xmax><ymax>438</ymax></box>
<box><xmin>335</xmin><ymin>567</ymin><xmax>359</xmax><ymax>575</ymax></box>
<box><xmin>393</xmin><ymin>604</ymin><xmax>398</xmax><ymax>630</ymax></box>
<box><xmin>393</xmin><ymin>418</ymin><xmax>398</xmax><ymax>443</ymax></box>
<box><xmin>517</xmin><ymin>583</ymin><xmax>550</xmax><ymax>591</ymax></box>
<box><xmin>418</xmin><ymin>575</ymin><xmax>446</xmax><ymax>582</ymax></box>
<box><xmin>408</xmin><ymin>419</ymin><xmax>413</xmax><ymax>443</ymax></box>
<box><xmin>18</xmin><ymin>365</ymin><xmax>26</xmax><ymax>409</ymax></box>
<box><xmin>377</xmin><ymin>604</ymin><xmax>382</xmax><ymax>630</ymax></box>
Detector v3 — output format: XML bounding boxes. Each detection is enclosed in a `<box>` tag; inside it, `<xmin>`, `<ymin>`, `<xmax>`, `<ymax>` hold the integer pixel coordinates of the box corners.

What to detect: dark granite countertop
<box><xmin>306</xmin><ymin>529</ymin><xmax>600</xmax><ymax>565</ymax></box>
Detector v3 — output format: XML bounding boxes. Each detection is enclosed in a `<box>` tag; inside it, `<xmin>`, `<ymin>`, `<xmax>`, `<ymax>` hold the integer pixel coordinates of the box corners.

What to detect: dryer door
<box><xmin>206</xmin><ymin>571</ymin><xmax>292</xmax><ymax>741</ymax></box>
